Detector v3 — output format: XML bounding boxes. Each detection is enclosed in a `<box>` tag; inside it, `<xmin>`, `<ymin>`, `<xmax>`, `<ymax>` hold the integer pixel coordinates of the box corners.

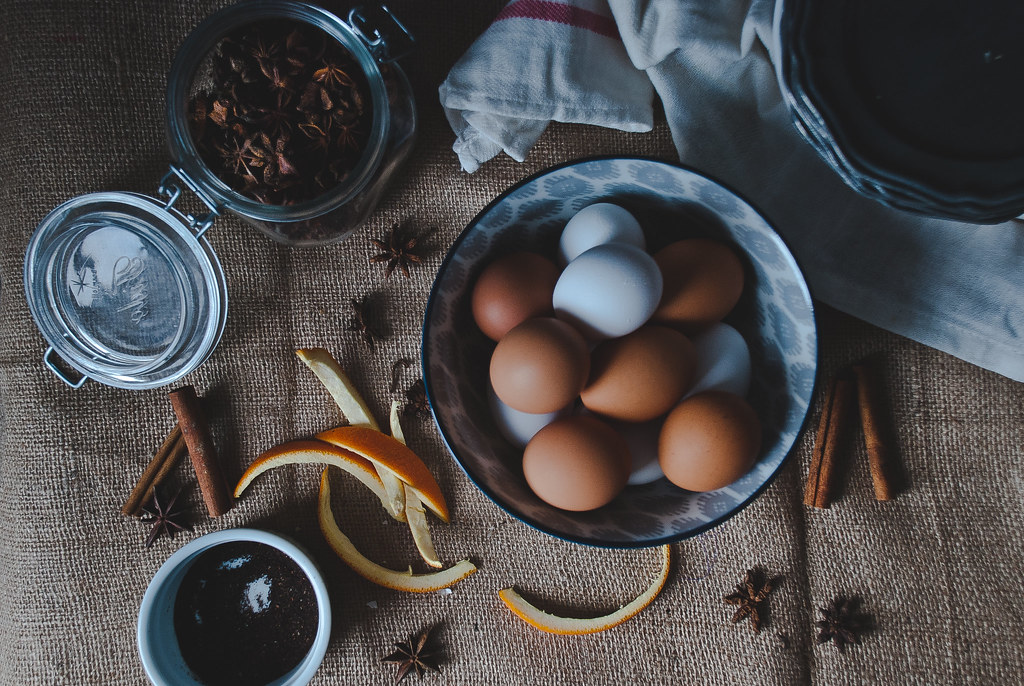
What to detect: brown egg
<box><xmin>523</xmin><ymin>415</ymin><xmax>631</xmax><ymax>511</ymax></box>
<box><xmin>580</xmin><ymin>326</ymin><xmax>697</xmax><ymax>422</ymax></box>
<box><xmin>658</xmin><ymin>390</ymin><xmax>761</xmax><ymax>492</ymax></box>
<box><xmin>472</xmin><ymin>252</ymin><xmax>561</xmax><ymax>341</ymax></box>
<box><xmin>489</xmin><ymin>317</ymin><xmax>590</xmax><ymax>413</ymax></box>
<box><xmin>651</xmin><ymin>239</ymin><xmax>744</xmax><ymax>333</ymax></box>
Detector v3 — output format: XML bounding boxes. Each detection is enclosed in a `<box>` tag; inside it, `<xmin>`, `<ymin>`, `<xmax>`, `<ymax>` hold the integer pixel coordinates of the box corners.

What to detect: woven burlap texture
<box><xmin>1</xmin><ymin>1</ymin><xmax>1023</xmax><ymax>684</ymax></box>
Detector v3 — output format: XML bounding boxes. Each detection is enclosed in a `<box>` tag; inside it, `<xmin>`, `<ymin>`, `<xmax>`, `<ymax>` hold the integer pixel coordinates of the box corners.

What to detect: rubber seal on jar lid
<box><xmin>23</xmin><ymin>191</ymin><xmax>228</xmax><ymax>390</ymax></box>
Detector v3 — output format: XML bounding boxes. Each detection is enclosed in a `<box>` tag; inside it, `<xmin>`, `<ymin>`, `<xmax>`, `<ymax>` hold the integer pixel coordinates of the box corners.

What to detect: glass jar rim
<box><xmin>23</xmin><ymin>191</ymin><xmax>228</xmax><ymax>389</ymax></box>
<box><xmin>165</xmin><ymin>1</ymin><xmax>391</xmax><ymax>222</ymax></box>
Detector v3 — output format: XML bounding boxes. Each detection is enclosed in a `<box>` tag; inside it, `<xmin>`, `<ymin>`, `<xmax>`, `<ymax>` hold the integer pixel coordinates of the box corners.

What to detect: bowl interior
<box><xmin>423</xmin><ymin>158</ymin><xmax>817</xmax><ymax>547</ymax></box>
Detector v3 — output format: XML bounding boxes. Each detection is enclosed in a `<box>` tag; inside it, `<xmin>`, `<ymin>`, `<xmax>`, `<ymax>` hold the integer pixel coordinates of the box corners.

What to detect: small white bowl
<box><xmin>137</xmin><ymin>528</ymin><xmax>331</xmax><ymax>686</ymax></box>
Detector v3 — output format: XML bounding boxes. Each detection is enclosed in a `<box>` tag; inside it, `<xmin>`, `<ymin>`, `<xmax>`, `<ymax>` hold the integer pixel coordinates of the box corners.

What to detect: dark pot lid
<box><xmin>777</xmin><ymin>0</ymin><xmax>1024</xmax><ymax>222</ymax></box>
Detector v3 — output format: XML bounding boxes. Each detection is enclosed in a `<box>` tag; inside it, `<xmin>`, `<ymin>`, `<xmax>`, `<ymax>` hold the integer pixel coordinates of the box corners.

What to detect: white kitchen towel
<box><xmin>440</xmin><ymin>0</ymin><xmax>1024</xmax><ymax>381</ymax></box>
<box><xmin>438</xmin><ymin>0</ymin><xmax>654</xmax><ymax>173</ymax></box>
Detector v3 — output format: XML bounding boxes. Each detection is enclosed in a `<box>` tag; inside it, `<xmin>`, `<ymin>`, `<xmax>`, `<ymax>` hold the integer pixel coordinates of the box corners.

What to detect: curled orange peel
<box><xmin>241</xmin><ymin>349</ymin><xmax>457</xmax><ymax>580</ymax></box>
<box><xmin>498</xmin><ymin>544</ymin><xmax>671</xmax><ymax>634</ymax></box>
<box><xmin>295</xmin><ymin>347</ymin><xmax>407</xmax><ymax>520</ymax></box>
<box><xmin>233</xmin><ymin>438</ymin><xmax>396</xmax><ymax>512</ymax></box>
<box><xmin>391</xmin><ymin>400</ymin><xmax>443</xmax><ymax>568</ymax></box>
<box><xmin>317</xmin><ymin>425</ymin><xmax>449</xmax><ymax>523</ymax></box>
<box><xmin>318</xmin><ymin>469</ymin><xmax>476</xmax><ymax>592</ymax></box>
<box><xmin>295</xmin><ymin>347</ymin><xmax>380</xmax><ymax>430</ymax></box>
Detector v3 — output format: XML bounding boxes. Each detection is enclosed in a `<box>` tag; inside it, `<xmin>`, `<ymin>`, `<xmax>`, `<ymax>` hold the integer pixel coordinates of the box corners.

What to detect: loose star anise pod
<box><xmin>816</xmin><ymin>594</ymin><xmax>873</xmax><ymax>652</ymax></box>
<box><xmin>724</xmin><ymin>567</ymin><xmax>779</xmax><ymax>633</ymax></box>
<box><xmin>390</xmin><ymin>358</ymin><xmax>413</xmax><ymax>393</ymax></box>
<box><xmin>140</xmin><ymin>486</ymin><xmax>192</xmax><ymax>548</ymax></box>
<box><xmin>382</xmin><ymin>626</ymin><xmax>440</xmax><ymax>683</ymax></box>
<box><xmin>348</xmin><ymin>296</ymin><xmax>383</xmax><ymax>348</ymax></box>
<box><xmin>404</xmin><ymin>379</ymin><xmax>430</xmax><ymax>419</ymax></box>
<box><xmin>370</xmin><ymin>223</ymin><xmax>426</xmax><ymax>278</ymax></box>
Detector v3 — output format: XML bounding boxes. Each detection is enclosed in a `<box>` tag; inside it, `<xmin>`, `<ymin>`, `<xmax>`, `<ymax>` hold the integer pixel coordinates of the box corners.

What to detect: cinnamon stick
<box><xmin>852</xmin><ymin>359</ymin><xmax>899</xmax><ymax>501</ymax></box>
<box><xmin>169</xmin><ymin>385</ymin><xmax>232</xmax><ymax>517</ymax></box>
<box><xmin>804</xmin><ymin>370</ymin><xmax>856</xmax><ymax>508</ymax></box>
<box><xmin>151</xmin><ymin>433</ymin><xmax>189</xmax><ymax>491</ymax></box>
<box><xmin>121</xmin><ymin>424</ymin><xmax>183</xmax><ymax>516</ymax></box>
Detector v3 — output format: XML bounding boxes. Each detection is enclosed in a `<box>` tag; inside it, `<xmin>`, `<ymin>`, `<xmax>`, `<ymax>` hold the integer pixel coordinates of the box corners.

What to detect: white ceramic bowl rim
<box><xmin>137</xmin><ymin>528</ymin><xmax>332</xmax><ymax>686</ymax></box>
<box><xmin>422</xmin><ymin>155</ymin><xmax>819</xmax><ymax>548</ymax></box>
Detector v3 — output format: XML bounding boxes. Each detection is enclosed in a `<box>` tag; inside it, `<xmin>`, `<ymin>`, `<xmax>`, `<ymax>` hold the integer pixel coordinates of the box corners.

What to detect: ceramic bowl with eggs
<box><xmin>422</xmin><ymin>157</ymin><xmax>817</xmax><ymax>548</ymax></box>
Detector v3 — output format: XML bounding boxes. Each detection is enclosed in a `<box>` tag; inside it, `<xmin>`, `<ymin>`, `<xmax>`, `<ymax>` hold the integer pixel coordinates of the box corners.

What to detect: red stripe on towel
<box><xmin>495</xmin><ymin>0</ymin><xmax>620</xmax><ymax>40</ymax></box>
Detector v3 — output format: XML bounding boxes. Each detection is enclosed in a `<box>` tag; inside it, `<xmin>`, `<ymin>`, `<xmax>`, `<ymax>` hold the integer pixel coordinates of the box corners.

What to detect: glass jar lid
<box><xmin>24</xmin><ymin>191</ymin><xmax>227</xmax><ymax>389</ymax></box>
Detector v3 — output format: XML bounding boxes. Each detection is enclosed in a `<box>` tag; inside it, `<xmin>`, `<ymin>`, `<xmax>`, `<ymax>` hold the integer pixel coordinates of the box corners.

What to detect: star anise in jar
<box><xmin>209</xmin><ymin>99</ymin><xmax>232</xmax><ymax>128</ymax></box>
<box><xmin>256</xmin><ymin>91</ymin><xmax>295</xmax><ymax>137</ymax></box>
<box><xmin>298</xmin><ymin>119</ymin><xmax>332</xmax><ymax>154</ymax></box>
<box><xmin>283</xmin><ymin>26</ymin><xmax>320</xmax><ymax>71</ymax></box>
<box><xmin>315</xmin><ymin>61</ymin><xmax>356</xmax><ymax>90</ymax></box>
<box><xmin>215</xmin><ymin>136</ymin><xmax>253</xmax><ymax>177</ymax></box>
<box><xmin>298</xmin><ymin>81</ymin><xmax>334</xmax><ymax>113</ymax></box>
<box><xmin>334</xmin><ymin>122</ymin><xmax>361</xmax><ymax>153</ymax></box>
<box><xmin>188</xmin><ymin>19</ymin><xmax>374</xmax><ymax>208</ymax></box>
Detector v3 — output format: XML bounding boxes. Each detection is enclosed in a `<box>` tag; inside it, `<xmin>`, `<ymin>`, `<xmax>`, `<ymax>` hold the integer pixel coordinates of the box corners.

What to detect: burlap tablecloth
<box><xmin>1</xmin><ymin>1</ymin><xmax>1023</xmax><ymax>684</ymax></box>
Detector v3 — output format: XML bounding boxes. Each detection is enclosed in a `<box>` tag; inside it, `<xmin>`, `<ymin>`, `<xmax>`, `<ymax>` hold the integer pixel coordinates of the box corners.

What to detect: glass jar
<box><xmin>23</xmin><ymin>3</ymin><xmax>415</xmax><ymax>390</ymax></box>
<box><xmin>166</xmin><ymin>2</ymin><xmax>417</xmax><ymax>246</ymax></box>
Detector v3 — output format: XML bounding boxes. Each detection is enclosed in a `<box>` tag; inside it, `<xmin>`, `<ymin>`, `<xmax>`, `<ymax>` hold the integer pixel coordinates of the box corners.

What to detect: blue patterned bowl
<box><xmin>422</xmin><ymin>157</ymin><xmax>817</xmax><ymax>548</ymax></box>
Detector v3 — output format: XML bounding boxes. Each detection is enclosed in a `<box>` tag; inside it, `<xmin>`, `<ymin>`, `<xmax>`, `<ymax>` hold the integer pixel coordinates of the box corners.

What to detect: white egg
<box><xmin>488</xmin><ymin>386</ymin><xmax>571</xmax><ymax>448</ymax></box>
<box><xmin>573</xmin><ymin>407</ymin><xmax>661</xmax><ymax>485</ymax></box>
<box><xmin>613</xmin><ymin>418</ymin><xmax>666</xmax><ymax>485</ymax></box>
<box><xmin>553</xmin><ymin>244</ymin><xmax>663</xmax><ymax>340</ymax></box>
<box><xmin>558</xmin><ymin>203</ymin><xmax>646</xmax><ymax>264</ymax></box>
<box><xmin>686</xmin><ymin>322</ymin><xmax>752</xmax><ymax>398</ymax></box>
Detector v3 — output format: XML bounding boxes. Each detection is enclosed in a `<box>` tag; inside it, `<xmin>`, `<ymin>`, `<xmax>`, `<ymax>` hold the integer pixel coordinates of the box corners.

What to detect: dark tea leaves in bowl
<box><xmin>173</xmin><ymin>540</ymin><xmax>318</xmax><ymax>685</ymax></box>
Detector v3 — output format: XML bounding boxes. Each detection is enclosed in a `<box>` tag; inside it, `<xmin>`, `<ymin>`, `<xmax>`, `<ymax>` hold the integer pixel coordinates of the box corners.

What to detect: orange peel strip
<box><xmin>391</xmin><ymin>400</ymin><xmax>443</xmax><ymax>569</ymax></box>
<box><xmin>498</xmin><ymin>544</ymin><xmax>671</xmax><ymax>635</ymax></box>
<box><xmin>295</xmin><ymin>347</ymin><xmax>380</xmax><ymax>430</ymax></box>
<box><xmin>402</xmin><ymin>486</ymin><xmax>441</xmax><ymax>568</ymax></box>
<box><xmin>376</xmin><ymin>468</ymin><xmax>408</xmax><ymax>522</ymax></box>
<box><xmin>317</xmin><ymin>425</ymin><xmax>449</xmax><ymax>523</ymax></box>
<box><xmin>295</xmin><ymin>347</ymin><xmax>406</xmax><ymax>520</ymax></box>
<box><xmin>318</xmin><ymin>468</ymin><xmax>475</xmax><ymax>592</ymax></box>
<box><xmin>233</xmin><ymin>439</ymin><xmax>399</xmax><ymax>513</ymax></box>
<box><xmin>388</xmin><ymin>399</ymin><xmax>407</xmax><ymax>446</ymax></box>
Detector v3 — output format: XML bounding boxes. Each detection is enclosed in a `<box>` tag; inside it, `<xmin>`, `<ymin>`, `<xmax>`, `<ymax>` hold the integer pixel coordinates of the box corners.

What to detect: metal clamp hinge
<box><xmin>44</xmin><ymin>347</ymin><xmax>87</xmax><ymax>389</ymax></box>
<box><xmin>348</xmin><ymin>5</ymin><xmax>415</xmax><ymax>63</ymax></box>
<box><xmin>158</xmin><ymin>166</ymin><xmax>221</xmax><ymax>238</ymax></box>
